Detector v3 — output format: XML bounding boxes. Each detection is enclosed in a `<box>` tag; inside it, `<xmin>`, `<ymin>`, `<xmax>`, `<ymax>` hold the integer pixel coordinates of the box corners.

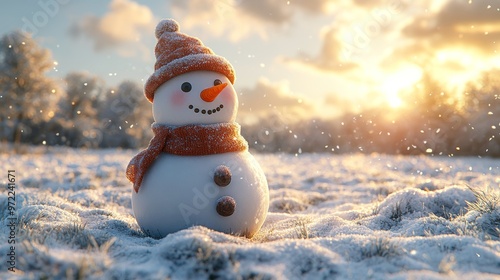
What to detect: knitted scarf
<box><xmin>126</xmin><ymin>122</ymin><xmax>248</xmax><ymax>192</ymax></box>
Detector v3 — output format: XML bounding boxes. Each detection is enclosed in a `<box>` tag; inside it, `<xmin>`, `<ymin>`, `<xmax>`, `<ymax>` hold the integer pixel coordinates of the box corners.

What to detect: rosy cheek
<box><xmin>220</xmin><ymin>91</ymin><xmax>235</xmax><ymax>104</ymax></box>
<box><xmin>170</xmin><ymin>90</ymin><xmax>186</xmax><ymax>106</ymax></box>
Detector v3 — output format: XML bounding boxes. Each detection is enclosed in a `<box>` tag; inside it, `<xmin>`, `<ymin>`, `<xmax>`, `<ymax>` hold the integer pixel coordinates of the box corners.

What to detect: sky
<box><xmin>1</xmin><ymin>0</ymin><xmax>499</xmax><ymax>123</ymax></box>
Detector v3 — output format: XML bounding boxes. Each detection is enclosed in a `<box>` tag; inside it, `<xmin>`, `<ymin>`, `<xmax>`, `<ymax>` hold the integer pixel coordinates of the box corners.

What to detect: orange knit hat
<box><xmin>144</xmin><ymin>19</ymin><xmax>236</xmax><ymax>102</ymax></box>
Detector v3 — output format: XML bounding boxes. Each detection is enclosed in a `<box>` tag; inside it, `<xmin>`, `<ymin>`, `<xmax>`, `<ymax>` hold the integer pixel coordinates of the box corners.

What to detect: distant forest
<box><xmin>1</xmin><ymin>31</ymin><xmax>499</xmax><ymax>157</ymax></box>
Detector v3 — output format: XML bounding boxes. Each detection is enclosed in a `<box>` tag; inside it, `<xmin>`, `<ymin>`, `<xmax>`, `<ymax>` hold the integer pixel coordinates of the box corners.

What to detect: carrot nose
<box><xmin>200</xmin><ymin>83</ymin><xmax>227</xmax><ymax>102</ymax></box>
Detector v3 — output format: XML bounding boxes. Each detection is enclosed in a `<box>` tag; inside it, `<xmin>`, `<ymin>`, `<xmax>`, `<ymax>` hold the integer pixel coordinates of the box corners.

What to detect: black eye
<box><xmin>214</xmin><ymin>79</ymin><xmax>222</xmax><ymax>86</ymax></box>
<box><xmin>181</xmin><ymin>82</ymin><xmax>192</xmax><ymax>92</ymax></box>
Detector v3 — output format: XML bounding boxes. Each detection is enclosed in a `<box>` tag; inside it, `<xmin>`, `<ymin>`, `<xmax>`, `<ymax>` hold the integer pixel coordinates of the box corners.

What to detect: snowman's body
<box><xmin>132</xmin><ymin>151</ymin><xmax>268</xmax><ymax>238</ymax></box>
<box><xmin>131</xmin><ymin>70</ymin><xmax>269</xmax><ymax>238</ymax></box>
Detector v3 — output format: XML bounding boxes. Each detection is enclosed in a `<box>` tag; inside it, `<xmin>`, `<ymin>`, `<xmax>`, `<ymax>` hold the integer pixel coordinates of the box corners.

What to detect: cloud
<box><xmin>170</xmin><ymin>0</ymin><xmax>336</xmax><ymax>41</ymax></box>
<box><xmin>282</xmin><ymin>0</ymin><xmax>416</xmax><ymax>73</ymax></box>
<box><xmin>379</xmin><ymin>0</ymin><xmax>500</xmax><ymax>91</ymax></box>
<box><xmin>238</xmin><ymin>0</ymin><xmax>293</xmax><ymax>24</ymax></box>
<box><xmin>284</xmin><ymin>25</ymin><xmax>359</xmax><ymax>73</ymax></box>
<box><xmin>237</xmin><ymin>78</ymin><xmax>315</xmax><ymax>123</ymax></box>
<box><xmin>71</xmin><ymin>0</ymin><xmax>155</xmax><ymax>55</ymax></box>
<box><xmin>323</xmin><ymin>93</ymin><xmax>363</xmax><ymax>115</ymax></box>
<box><xmin>171</xmin><ymin>0</ymin><xmax>268</xmax><ymax>41</ymax></box>
<box><xmin>292</xmin><ymin>0</ymin><xmax>336</xmax><ymax>14</ymax></box>
<box><xmin>402</xmin><ymin>0</ymin><xmax>500</xmax><ymax>54</ymax></box>
<box><xmin>278</xmin><ymin>0</ymin><xmax>500</xmax><ymax>104</ymax></box>
<box><xmin>239</xmin><ymin>0</ymin><xmax>335</xmax><ymax>21</ymax></box>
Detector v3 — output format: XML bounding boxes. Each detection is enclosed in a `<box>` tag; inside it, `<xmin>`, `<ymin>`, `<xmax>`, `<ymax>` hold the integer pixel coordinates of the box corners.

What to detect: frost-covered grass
<box><xmin>1</xmin><ymin>148</ymin><xmax>500</xmax><ymax>279</ymax></box>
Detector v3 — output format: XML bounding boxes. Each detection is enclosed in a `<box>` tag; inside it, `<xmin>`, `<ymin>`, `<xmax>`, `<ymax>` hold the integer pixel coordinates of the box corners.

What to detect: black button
<box><xmin>216</xmin><ymin>196</ymin><xmax>236</xmax><ymax>217</ymax></box>
<box><xmin>214</xmin><ymin>165</ymin><xmax>231</xmax><ymax>187</ymax></box>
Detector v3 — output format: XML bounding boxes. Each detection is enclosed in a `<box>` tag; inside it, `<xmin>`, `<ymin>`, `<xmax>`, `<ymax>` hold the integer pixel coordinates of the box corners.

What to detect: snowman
<box><xmin>126</xmin><ymin>19</ymin><xmax>269</xmax><ymax>239</ymax></box>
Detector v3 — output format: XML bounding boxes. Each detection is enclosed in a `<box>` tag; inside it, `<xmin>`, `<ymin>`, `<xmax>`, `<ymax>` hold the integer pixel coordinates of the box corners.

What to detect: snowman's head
<box><xmin>152</xmin><ymin>70</ymin><xmax>237</xmax><ymax>125</ymax></box>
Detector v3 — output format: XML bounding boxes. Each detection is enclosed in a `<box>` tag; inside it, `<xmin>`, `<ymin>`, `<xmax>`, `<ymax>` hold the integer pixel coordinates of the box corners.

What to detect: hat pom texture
<box><xmin>155</xmin><ymin>19</ymin><xmax>179</xmax><ymax>39</ymax></box>
<box><xmin>145</xmin><ymin>19</ymin><xmax>235</xmax><ymax>102</ymax></box>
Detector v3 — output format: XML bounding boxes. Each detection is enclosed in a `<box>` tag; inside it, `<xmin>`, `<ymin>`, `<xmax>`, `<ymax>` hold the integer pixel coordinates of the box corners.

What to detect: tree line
<box><xmin>243</xmin><ymin>71</ymin><xmax>500</xmax><ymax>157</ymax></box>
<box><xmin>1</xmin><ymin>31</ymin><xmax>499</xmax><ymax>157</ymax></box>
<box><xmin>0</xmin><ymin>31</ymin><xmax>152</xmax><ymax>149</ymax></box>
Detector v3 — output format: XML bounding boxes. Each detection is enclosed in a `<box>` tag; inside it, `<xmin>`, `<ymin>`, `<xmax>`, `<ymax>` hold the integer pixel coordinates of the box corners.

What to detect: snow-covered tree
<box><xmin>0</xmin><ymin>31</ymin><xmax>60</xmax><ymax>143</ymax></box>
<box><xmin>99</xmin><ymin>80</ymin><xmax>152</xmax><ymax>148</ymax></box>
<box><xmin>60</xmin><ymin>72</ymin><xmax>105</xmax><ymax>120</ymax></box>
<box><xmin>57</xmin><ymin>72</ymin><xmax>106</xmax><ymax>147</ymax></box>
<box><xmin>397</xmin><ymin>74</ymin><xmax>464</xmax><ymax>155</ymax></box>
<box><xmin>459</xmin><ymin>69</ymin><xmax>500</xmax><ymax>156</ymax></box>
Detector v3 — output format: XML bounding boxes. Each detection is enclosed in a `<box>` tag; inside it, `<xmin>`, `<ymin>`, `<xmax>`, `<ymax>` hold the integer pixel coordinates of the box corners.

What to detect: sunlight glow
<box><xmin>381</xmin><ymin>67</ymin><xmax>422</xmax><ymax>108</ymax></box>
<box><xmin>387</xmin><ymin>94</ymin><xmax>403</xmax><ymax>108</ymax></box>
<box><xmin>455</xmin><ymin>23</ymin><xmax>500</xmax><ymax>34</ymax></box>
<box><xmin>432</xmin><ymin>49</ymin><xmax>490</xmax><ymax>106</ymax></box>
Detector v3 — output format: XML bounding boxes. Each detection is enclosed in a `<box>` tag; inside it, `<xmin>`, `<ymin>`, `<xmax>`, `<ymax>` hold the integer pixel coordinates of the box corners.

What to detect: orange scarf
<box><xmin>126</xmin><ymin>122</ymin><xmax>248</xmax><ymax>192</ymax></box>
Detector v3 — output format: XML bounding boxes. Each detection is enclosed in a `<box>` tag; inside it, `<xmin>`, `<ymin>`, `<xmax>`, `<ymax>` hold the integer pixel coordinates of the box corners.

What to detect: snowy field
<box><xmin>1</xmin><ymin>148</ymin><xmax>500</xmax><ymax>279</ymax></box>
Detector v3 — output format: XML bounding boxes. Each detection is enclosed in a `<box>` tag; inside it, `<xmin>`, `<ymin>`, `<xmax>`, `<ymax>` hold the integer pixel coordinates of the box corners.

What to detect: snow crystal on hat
<box><xmin>155</xmin><ymin>19</ymin><xmax>179</xmax><ymax>39</ymax></box>
<box><xmin>144</xmin><ymin>19</ymin><xmax>235</xmax><ymax>103</ymax></box>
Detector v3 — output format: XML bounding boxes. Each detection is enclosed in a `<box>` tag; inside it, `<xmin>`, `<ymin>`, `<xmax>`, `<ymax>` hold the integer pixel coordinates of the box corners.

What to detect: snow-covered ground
<box><xmin>1</xmin><ymin>148</ymin><xmax>500</xmax><ymax>279</ymax></box>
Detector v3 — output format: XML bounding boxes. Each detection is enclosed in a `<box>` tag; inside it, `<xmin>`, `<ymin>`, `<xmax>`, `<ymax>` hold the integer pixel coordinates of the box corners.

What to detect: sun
<box><xmin>380</xmin><ymin>67</ymin><xmax>422</xmax><ymax>108</ymax></box>
<box><xmin>381</xmin><ymin>81</ymin><xmax>405</xmax><ymax>108</ymax></box>
<box><xmin>387</xmin><ymin>94</ymin><xmax>403</xmax><ymax>108</ymax></box>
